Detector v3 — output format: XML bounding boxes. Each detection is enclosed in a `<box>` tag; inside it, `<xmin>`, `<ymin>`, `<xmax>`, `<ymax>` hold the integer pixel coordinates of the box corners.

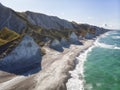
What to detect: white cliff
<box><xmin>26</xmin><ymin>11</ymin><xmax>74</xmax><ymax>30</ymax></box>
<box><xmin>0</xmin><ymin>3</ymin><xmax>26</xmax><ymax>33</ymax></box>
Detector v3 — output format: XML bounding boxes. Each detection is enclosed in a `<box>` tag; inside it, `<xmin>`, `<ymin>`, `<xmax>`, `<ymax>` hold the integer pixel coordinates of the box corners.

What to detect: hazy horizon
<box><xmin>0</xmin><ymin>0</ymin><xmax>120</xmax><ymax>29</ymax></box>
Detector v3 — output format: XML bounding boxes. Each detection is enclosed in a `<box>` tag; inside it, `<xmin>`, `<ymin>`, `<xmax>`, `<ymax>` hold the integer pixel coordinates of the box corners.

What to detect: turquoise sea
<box><xmin>84</xmin><ymin>30</ymin><xmax>120</xmax><ymax>90</ymax></box>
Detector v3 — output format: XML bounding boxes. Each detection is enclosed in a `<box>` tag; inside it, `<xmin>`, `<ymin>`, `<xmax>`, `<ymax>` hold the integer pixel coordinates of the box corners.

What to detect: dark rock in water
<box><xmin>0</xmin><ymin>35</ymin><xmax>42</xmax><ymax>75</ymax></box>
<box><xmin>60</xmin><ymin>38</ymin><xmax>70</xmax><ymax>48</ymax></box>
<box><xmin>50</xmin><ymin>39</ymin><xmax>63</xmax><ymax>52</ymax></box>
<box><xmin>26</xmin><ymin>11</ymin><xmax>74</xmax><ymax>30</ymax></box>
<box><xmin>69</xmin><ymin>32</ymin><xmax>82</xmax><ymax>45</ymax></box>
<box><xmin>0</xmin><ymin>3</ymin><xmax>26</xmax><ymax>33</ymax></box>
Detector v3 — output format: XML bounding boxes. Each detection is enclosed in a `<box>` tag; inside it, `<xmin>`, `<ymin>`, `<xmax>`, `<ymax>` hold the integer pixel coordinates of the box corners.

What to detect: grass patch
<box><xmin>0</xmin><ymin>27</ymin><xmax>20</xmax><ymax>46</ymax></box>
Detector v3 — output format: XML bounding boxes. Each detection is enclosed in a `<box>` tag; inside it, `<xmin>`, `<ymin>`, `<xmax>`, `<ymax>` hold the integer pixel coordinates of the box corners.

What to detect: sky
<box><xmin>0</xmin><ymin>0</ymin><xmax>120</xmax><ymax>29</ymax></box>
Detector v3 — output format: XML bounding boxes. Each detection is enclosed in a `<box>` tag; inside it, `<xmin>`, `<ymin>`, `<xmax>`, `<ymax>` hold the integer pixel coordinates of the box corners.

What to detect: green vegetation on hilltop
<box><xmin>0</xmin><ymin>27</ymin><xmax>20</xmax><ymax>46</ymax></box>
<box><xmin>75</xmin><ymin>24</ymin><xmax>96</xmax><ymax>37</ymax></box>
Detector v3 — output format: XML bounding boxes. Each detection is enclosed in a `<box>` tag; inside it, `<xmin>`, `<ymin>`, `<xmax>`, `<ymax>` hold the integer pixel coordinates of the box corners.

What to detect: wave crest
<box><xmin>94</xmin><ymin>38</ymin><xmax>120</xmax><ymax>50</ymax></box>
<box><xmin>112</xmin><ymin>36</ymin><xmax>120</xmax><ymax>39</ymax></box>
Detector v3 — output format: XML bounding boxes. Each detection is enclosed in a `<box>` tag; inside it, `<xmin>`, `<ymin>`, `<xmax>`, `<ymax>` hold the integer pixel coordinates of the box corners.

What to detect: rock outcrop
<box><xmin>0</xmin><ymin>35</ymin><xmax>42</xmax><ymax>75</ymax></box>
<box><xmin>61</xmin><ymin>38</ymin><xmax>70</xmax><ymax>48</ymax></box>
<box><xmin>69</xmin><ymin>32</ymin><xmax>82</xmax><ymax>45</ymax></box>
<box><xmin>50</xmin><ymin>39</ymin><xmax>63</xmax><ymax>52</ymax></box>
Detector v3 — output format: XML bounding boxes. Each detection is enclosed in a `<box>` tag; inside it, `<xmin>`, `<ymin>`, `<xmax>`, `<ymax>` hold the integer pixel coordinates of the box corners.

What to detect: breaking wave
<box><xmin>66</xmin><ymin>45</ymin><xmax>95</xmax><ymax>90</ymax></box>
<box><xmin>94</xmin><ymin>37</ymin><xmax>120</xmax><ymax>50</ymax></box>
<box><xmin>112</xmin><ymin>36</ymin><xmax>120</xmax><ymax>39</ymax></box>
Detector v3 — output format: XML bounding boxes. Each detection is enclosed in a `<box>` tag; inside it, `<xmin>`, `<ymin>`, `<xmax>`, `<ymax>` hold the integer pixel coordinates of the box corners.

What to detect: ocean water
<box><xmin>66</xmin><ymin>30</ymin><xmax>120</xmax><ymax>90</ymax></box>
<box><xmin>84</xmin><ymin>30</ymin><xmax>120</xmax><ymax>90</ymax></box>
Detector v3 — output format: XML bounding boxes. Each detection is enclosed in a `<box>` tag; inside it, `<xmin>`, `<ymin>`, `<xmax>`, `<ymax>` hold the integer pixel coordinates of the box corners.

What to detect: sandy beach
<box><xmin>0</xmin><ymin>40</ymin><xmax>94</xmax><ymax>90</ymax></box>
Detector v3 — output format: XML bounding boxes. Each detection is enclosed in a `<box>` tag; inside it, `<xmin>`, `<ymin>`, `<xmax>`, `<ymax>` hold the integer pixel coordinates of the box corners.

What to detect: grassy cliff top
<box><xmin>0</xmin><ymin>27</ymin><xmax>20</xmax><ymax>46</ymax></box>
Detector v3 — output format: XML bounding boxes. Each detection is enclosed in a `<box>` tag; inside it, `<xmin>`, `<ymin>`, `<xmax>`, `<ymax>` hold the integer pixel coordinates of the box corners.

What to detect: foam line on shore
<box><xmin>66</xmin><ymin>31</ymin><xmax>112</xmax><ymax>90</ymax></box>
<box><xmin>66</xmin><ymin>43</ymin><xmax>95</xmax><ymax>90</ymax></box>
<box><xmin>95</xmin><ymin>33</ymin><xmax>120</xmax><ymax>50</ymax></box>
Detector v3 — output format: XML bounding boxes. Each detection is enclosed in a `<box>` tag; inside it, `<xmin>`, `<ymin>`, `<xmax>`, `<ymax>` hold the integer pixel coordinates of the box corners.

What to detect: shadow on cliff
<box><xmin>0</xmin><ymin>43</ymin><xmax>11</xmax><ymax>55</ymax></box>
<box><xmin>50</xmin><ymin>41</ymin><xmax>83</xmax><ymax>52</ymax></box>
<box><xmin>71</xmin><ymin>41</ymin><xmax>83</xmax><ymax>45</ymax></box>
<box><xmin>0</xmin><ymin>52</ymin><xmax>43</xmax><ymax>76</ymax></box>
<box><xmin>49</xmin><ymin>45</ymin><xmax>64</xmax><ymax>52</ymax></box>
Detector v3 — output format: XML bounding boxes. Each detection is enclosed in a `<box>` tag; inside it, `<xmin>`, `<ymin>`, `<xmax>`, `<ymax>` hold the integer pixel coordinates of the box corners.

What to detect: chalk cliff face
<box><xmin>69</xmin><ymin>32</ymin><xmax>82</xmax><ymax>44</ymax></box>
<box><xmin>0</xmin><ymin>35</ymin><xmax>42</xmax><ymax>75</ymax></box>
<box><xmin>0</xmin><ymin>3</ymin><xmax>26</xmax><ymax>33</ymax></box>
<box><xmin>25</xmin><ymin>11</ymin><xmax>74</xmax><ymax>30</ymax></box>
<box><xmin>50</xmin><ymin>39</ymin><xmax>63</xmax><ymax>52</ymax></box>
<box><xmin>61</xmin><ymin>38</ymin><xmax>70</xmax><ymax>47</ymax></box>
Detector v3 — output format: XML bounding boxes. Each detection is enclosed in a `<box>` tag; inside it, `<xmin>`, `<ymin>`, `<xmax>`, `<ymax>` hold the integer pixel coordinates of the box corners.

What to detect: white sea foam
<box><xmin>104</xmin><ymin>32</ymin><xmax>110</xmax><ymax>36</ymax></box>
<box><xmin>99</xmin><ymin>31</ymin><xmax>112</xmax><ymax>38</ymax></box>
<box><xmin>111</xmin><ymin>32</ymin><xmax>118</xmax><ymax>35</ymax></box>
<box><xmin>95</xmin><ymin>37</ymin><xmax>120</xmax><ymax>50</ymax></box>
<box><xmin>112</xmin><ymin>36</ymin><xmax>120</xmax><ymax>39</ymax></box>
<box><xmin>95</xmin><ymin>42</ymin><xmax>120</xmax><ymax>50</ymax></box>
<box><xmin>66</xmin><ymin>45</ymin><xmax>95</xmax><ymax>90</ymax></box>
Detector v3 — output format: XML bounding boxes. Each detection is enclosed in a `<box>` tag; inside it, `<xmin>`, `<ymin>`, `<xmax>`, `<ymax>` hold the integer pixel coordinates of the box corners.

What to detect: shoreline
<box><xmin>66</xmin><ymin>41</ymin><xmax>95</xmax><ymax>90</ymax></box>
<box><xmin>34</xmin><ymin>39</ymin><xmax>95</xmax><ymax>90</ymax></box>
<box><xmin>66</xmin><ymin>32</ymin><xmax>111</xmax><ymax>90</ymax></box>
